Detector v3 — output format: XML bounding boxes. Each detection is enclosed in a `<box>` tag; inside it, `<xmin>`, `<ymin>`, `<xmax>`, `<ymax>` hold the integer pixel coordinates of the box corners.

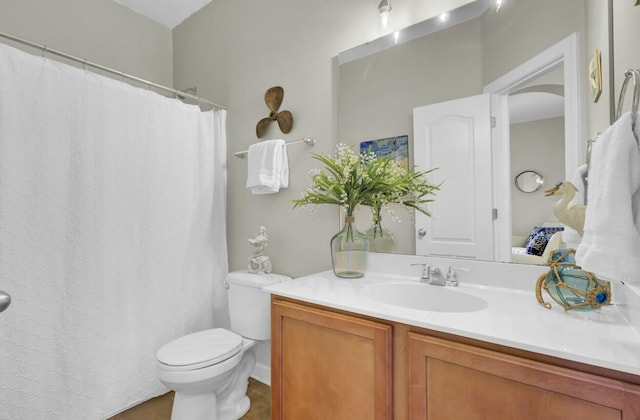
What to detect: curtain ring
<box><xmin>41</xmin><ymin>44</ymin><xmax>47</xmax><ymax>58</ymax></box>
<box><xmin>82</xmin><ymin>59</ymin><xmax>88</xmax><ymax>71</ymax></box>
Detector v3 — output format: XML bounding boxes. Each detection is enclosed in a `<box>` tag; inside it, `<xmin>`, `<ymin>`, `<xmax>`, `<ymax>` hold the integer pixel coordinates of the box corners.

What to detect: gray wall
<box><xmin>339</xmin><ymin>18</ymin><xmax>484</xmax><ymax>147</ymax></box>
<box><xmin>173</xmin><ymin>0</ymin><xmax>340</xmax><ymax>279</ymax></box>
<box><xmin>510</xmin><ymin>117</ymin><xmax>565</xmax><ymax>237</ymax></box>
<box><xmin>613</xmin><ymin>1</ymin><xmax>640</xmax><ymax>118</ymax></box>
<box><xmin>585</xmin><ymin>0</ymin><xmax>612</xmax><ymax>137</ymax></box>
<box><xmin>481</xmin><ymin>0</ymin><xmax>586</xmax><ymax>86</ymax></box>
<box><xmin>0</xmin><ymin>0</ymin><xmax>173</xmax><ymax>87</ymax></box>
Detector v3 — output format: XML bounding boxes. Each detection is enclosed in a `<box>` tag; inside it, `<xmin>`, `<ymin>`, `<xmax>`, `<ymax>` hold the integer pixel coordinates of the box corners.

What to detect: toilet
<box><xmin>156</xmin><ymin>271</ymin><xmax>289</xmax><ymax>420</ymax></box>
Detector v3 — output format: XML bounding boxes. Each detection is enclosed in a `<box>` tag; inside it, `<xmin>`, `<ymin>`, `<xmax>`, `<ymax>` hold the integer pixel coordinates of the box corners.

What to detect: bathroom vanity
<box><xmin>266</xmin><ymin>255</ymin><xmax>640</xmax><ymax>419</ymax></box>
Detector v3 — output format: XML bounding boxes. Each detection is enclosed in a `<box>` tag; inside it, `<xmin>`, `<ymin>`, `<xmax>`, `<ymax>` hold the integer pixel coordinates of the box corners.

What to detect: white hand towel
<box><xmin>576</xmin><ymin>112</ymin><xmax>640</xmax><ymax>283</ymax></box>
<box><xmin>246</xmin><ymin>139</ymin><xmax>289</xmax><ymax>194</ymax></box>
<box><xmin>563</xmin><ymin>164</ymin><xmax>587</xmax><ymax>248</ymax></box>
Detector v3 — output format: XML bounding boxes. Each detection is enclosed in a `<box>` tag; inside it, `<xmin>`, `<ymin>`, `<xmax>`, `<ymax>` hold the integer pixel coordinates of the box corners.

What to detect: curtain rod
<box><xmin>0</xmin><ymin>31</ymin><xmax>226</xmax><ymax>110</ymax></box>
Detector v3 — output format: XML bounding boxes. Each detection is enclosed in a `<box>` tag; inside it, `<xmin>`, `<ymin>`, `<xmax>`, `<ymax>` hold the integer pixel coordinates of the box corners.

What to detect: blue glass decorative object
<box><xmin>548</xmin><ymin>248</ymin><xmax>576</xmax><ymax>264</ymax></box>
<box><xmin>535</xmin><ymin>249</ymin><xmax>611</xmax><ymax>311</ymax></box>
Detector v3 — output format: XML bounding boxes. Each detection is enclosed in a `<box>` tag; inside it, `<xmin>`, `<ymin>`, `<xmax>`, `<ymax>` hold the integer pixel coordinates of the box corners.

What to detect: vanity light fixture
<box><xmin>378</xmin><ymin>0</ymin><xmax>392</xmax><ymax>28</ymax></box>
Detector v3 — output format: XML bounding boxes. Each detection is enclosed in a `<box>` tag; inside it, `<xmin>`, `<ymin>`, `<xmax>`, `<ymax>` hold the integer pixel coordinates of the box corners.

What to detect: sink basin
<box><xmin>363</xmin><ymin>282</ymin><xmax>488</xmax><ymax>313</ymax></box>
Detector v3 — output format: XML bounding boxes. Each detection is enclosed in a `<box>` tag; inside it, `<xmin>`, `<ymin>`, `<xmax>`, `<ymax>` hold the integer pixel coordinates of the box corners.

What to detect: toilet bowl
<box><xmin>156</xmin><ymin>271</ymin><xmax>289</xmax><ymax>420</ymax></box>
<box><xmin>157</xmin><ymin>329</ymin><xmax>256</xmax><ymax>420</ymax></box>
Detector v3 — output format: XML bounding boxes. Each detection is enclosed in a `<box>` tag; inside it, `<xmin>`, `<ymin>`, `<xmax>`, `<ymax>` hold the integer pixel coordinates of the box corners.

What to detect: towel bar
<box><xmin>234</xmin><ymin>137</ymin><xmax>316</xmax><ymax>158</ymax></box>
<box><xmin>615</xmin><ymin>68</ymin><xmax>640</xmax><ymax>142</ymax></box>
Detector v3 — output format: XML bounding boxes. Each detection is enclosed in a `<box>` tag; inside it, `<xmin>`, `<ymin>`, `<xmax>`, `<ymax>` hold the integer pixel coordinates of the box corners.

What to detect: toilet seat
<box><xmin>156</xmin><ymin>328</ymin><xmax>243</xmax><ymax>371</ymax></box>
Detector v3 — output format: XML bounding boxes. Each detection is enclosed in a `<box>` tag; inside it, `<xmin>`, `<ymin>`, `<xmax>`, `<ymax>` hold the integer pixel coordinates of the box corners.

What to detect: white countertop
<box><xmin>265</xmin><ymin>254</ymin><xmax>640</xmax><ymax>378</ymax></box>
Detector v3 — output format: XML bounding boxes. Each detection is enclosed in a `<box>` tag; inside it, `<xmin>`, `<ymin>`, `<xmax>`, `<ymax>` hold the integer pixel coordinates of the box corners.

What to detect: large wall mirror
<box><xmin>337</xmin><ymin>0</ymin><xmax>618</xmax><ymax>265</ymax></box>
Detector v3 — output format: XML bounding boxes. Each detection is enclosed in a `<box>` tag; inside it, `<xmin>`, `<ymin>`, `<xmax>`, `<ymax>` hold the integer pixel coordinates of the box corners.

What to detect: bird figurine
<box><xmin>247</xmin><ymin>226</ymin><xmax>272</xmax><ymax>274</ymax></box>
<box><xmin>248</xmin><ymin>226</ymin><xmax>269</xmax><ymax>256</ymax></box>
<box><xmin>544</xmin><ymin>181</ymin><xmax>586</xmax><ymax>236</ymax></box>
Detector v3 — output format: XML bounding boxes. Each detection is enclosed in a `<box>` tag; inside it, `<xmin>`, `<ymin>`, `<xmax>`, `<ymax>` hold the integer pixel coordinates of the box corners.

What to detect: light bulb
<box><xmin>439</xmin><ymin>12</ymin><xmax>450</xmax><ymax>23</ymax></box>
<box><xmin>380</xmin><ymin>10</ymin><xmax>389</xmax><ymax>27</ymax></box>
<box><xmin>496</xmin><ymin>0</ymin><xmax>503</xmax><ymax>11</ymax></box>
<box><xmin>394</xmin><ymin>31</ymin><xmax>400</xmax><ymax>44</ymax></box>
<box><xmin>378</xmin><ymin>0</ymin><xmax>392</xmax><ymax>28</ymax></box>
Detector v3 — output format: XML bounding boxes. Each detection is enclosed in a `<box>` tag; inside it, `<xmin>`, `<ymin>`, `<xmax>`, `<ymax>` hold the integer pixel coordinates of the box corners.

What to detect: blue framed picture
<box><xmin>360</xmin><ymin>135</ymin><xmax>409</xmax><ymax>170</ymax></box>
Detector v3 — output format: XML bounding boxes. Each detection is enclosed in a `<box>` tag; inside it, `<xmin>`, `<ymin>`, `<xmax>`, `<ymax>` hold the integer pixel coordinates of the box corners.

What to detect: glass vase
<box><xmin>365</xmin><ymin>216</ymin><xmax>396</xmax><ymax>253</ymax></box>
<box><xmin>331</xmin><ymin>215</ymin><xmax>369</xmax><ymax>278</ymax></box>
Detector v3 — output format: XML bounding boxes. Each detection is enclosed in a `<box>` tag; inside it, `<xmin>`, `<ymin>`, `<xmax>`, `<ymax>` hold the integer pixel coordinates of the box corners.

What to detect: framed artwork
<box><xmin>588</xmin><ymin>49</ymin><xmax>602</xmax><ymax>103</ymax></box>
<box><xmin>360</xmin><ymin>135</ymin><xmax>409</xmax><ymax>170</ymax></box>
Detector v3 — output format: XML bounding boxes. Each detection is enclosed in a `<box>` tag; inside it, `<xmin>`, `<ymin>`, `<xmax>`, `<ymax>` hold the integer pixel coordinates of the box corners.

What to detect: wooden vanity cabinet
<box><xmin>408</xmin><ymin>333</ymin><xmax>640</xmax><ymax>419</ymax></box>
<box><xmin>271</xmin><ymin>297</ymin><xmax>393</xmax><ymax>420</ymax></box>
<box><xmin>271</xmin><ymin>296</ymin><xmax>640</xmax><ymax>420</ymax></box>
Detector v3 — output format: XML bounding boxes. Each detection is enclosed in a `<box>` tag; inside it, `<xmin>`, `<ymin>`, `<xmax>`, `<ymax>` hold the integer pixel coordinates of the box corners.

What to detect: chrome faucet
<box><xmin>411</xmin><ymin>264</ymin><xmax>446</xmax><ymax>286</ymax></box>
<box><xmin>428</xmin><ymin>266</ymin><xmax>447</xmax><ymax>286</ymax></box>
<box><xmin>446</xmin><ymin>266</ymin><xmax>469</xmax><ymax>287</ymax></box>
<box><xmin>412</xmin><ymin>263</ymin><xmax>430</xmax><ymax>283</ymax></box>
<box><xmin>412</xmin><ymin>264</ymin><xmax>469</xmax><ymax>286</ymax></box>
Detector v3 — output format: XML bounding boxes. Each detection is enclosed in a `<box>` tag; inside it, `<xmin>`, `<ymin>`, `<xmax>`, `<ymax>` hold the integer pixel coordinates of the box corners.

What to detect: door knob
<box><xmin>0</xmin><ymin>291</ymin><xmax>11</xmax><ymax>313</ymax></box>
<box><xmin>418</xmin><ymin>228</ymin><xmax>427</xmax><ymax>237</ymax></box>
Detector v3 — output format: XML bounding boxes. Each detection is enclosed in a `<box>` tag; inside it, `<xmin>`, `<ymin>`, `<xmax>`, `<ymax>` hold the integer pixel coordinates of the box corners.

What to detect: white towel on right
<box><xmin>576</xmin><ymin>112</ymin><xmax>640</xmax><ymax>284</ymax></box>
<box><xmin>246</xmin><ymin>139</ymin><xmax>289</xmax><ymax>194</ymax></box>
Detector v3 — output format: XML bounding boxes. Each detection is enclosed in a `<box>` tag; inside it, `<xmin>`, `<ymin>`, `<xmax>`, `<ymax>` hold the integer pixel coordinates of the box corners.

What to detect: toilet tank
<box><xmin>227</xmin><ymin>271</ymin><xmax>290</xmax><ymax>340</ymax></box>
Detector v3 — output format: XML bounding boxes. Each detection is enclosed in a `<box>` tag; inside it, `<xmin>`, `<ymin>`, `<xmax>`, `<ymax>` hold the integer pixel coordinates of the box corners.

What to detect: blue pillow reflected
<box><xmin>525</xmin><ymin>226</ymin><xmax>564</xmax><ymax>256</ymax></box>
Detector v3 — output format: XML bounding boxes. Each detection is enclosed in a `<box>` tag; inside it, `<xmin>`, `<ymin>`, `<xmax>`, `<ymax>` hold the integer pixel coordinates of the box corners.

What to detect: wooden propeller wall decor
<box><xmin>256</xmin><ymin>86</ymin><xmax>293</xmax><ymax>138</ymax></box>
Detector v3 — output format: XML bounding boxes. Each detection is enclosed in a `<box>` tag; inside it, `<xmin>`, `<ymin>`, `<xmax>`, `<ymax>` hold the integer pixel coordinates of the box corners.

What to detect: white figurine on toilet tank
<box><xmin>247</xmin><ymin>226</ymin><xmax>272</xmax><ymax>274</ymax></box>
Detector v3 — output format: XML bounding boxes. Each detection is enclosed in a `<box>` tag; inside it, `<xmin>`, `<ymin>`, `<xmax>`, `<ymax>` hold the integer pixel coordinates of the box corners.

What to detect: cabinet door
<box><xmin>271</xmin><ymin>298</ymin><xmax>393</xmax><ymax>420</ymax></box>
<box><xmin>408</xmin><ymin>333</ymin><xmax>640</xmax><ymax>419</ymax></box>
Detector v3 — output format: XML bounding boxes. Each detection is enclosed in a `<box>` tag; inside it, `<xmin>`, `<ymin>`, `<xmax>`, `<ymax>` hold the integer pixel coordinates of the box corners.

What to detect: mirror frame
<box><xmin>515</xmin><ymin>170</ymin><xmax>544</xmax><ymax>193</ymax></box>
<box><xmin>484</xmin><ymin>33</ymin><xmax>581</xmax><ymax>262</ymax></box>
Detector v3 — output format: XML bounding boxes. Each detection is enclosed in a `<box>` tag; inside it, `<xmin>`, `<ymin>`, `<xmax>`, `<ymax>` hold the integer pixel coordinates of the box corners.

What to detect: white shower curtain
<box><xmin>0</xmin><ymin>43</ymin><xmax>228</xmax><ymax>419</ymax></box>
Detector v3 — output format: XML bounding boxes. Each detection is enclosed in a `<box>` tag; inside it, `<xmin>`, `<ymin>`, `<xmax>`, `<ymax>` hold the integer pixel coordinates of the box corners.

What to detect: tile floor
<box><xmin>109</xmin><ymin>378</ymin><xmax>270</xmax><ymax>420</ymax></box>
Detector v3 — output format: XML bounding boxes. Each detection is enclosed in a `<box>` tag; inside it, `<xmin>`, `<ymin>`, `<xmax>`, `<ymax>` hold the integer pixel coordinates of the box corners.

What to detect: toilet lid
<box><xmin>156</xmin><ymin>328</ymin><xmax>243</xmax><ymax>369</ymax></box>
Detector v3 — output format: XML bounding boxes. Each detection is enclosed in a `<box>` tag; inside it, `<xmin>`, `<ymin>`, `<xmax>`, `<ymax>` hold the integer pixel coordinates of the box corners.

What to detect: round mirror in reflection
<box><xmin>515</xmin><ymin>170</ymin><xmax>544</xmax><ymax>193</ymax></box>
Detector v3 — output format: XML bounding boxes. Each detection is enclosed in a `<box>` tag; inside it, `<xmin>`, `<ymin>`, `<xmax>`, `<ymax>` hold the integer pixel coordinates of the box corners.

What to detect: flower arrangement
<box><xmin>292</xmin><ymin>143</ymin><xmax>439</xmax><ymax>218</ymax></box>
<box><xmin>292</xmin><ymin>143</ymin><xmax>439</xmax><ymax>277</ymax></box>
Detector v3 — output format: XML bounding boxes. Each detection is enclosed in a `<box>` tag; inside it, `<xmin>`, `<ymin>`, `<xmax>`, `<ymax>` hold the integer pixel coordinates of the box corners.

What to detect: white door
<box><xmin>413</xmin><ymin>94</ymin><xmax>494</xmax><ymax>260</ymax></box>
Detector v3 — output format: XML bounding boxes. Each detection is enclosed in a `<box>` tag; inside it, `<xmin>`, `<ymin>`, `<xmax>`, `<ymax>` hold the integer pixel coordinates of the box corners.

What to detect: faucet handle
<box><xmin>411</xmin><ymin>263</ymin><xmax>431</xmax><ymax>282</ymax></box>
<box><xmin>446</xmin><ymin>266</ymin><xmax>469</xmax><ymax>286</ymax></box>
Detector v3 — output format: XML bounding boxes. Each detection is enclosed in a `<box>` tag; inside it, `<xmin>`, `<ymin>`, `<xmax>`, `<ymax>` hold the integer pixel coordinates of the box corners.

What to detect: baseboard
<box><xmin>251</xmin><ymin>362</ymin><xmax>271</xmax><ymax>386</ymax></box>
